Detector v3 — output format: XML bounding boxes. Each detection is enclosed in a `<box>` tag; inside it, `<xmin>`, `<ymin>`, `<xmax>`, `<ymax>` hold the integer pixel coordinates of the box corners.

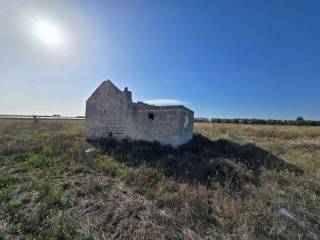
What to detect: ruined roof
<box><xmin>134</xmin><ymin>101</ymin><xmax>193</xmax><ymax>112</ymax></box>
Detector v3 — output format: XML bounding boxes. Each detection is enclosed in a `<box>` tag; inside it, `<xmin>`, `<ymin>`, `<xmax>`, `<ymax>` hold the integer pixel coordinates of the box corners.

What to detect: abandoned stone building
<box><xmin>85</xmin><ymin>80</ymin><xmax>194</xmax><ymax>146</ymax></box>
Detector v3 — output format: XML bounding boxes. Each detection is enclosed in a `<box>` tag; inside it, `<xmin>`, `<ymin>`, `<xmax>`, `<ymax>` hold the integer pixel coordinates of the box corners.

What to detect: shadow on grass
<box><xmin>88</xmin><ymin>134</ymin><xmax>303</xmax><ymax>190</ymax></box>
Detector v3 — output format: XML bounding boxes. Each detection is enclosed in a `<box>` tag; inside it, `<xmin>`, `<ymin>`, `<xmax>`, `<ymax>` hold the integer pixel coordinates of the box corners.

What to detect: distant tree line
<box><xmin>194</xmin><ymin>116</ymin><xmax>320</xmax><ymax>126</ymax></box>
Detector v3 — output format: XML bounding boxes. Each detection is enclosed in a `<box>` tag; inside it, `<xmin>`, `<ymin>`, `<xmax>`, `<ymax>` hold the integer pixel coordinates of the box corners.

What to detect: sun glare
<box><xmin>33</xmin><ymin>20</ymin><xmax>63</xmax><ymax>47</ymax></box>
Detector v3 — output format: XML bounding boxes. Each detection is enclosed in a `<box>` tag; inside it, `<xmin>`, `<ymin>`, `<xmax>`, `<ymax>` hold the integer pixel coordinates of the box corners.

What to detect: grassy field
<box><xmin>0</xmin><ymin>119</ymin><xmax>319</xmax><ymax>239</ymax></box>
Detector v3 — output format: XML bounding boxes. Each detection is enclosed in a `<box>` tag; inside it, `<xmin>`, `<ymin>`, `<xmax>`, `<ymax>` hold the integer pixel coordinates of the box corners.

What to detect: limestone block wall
<box><xmin>85</xmin><ymin>81</ymin><xmax>128</xmax><ymax>139</ymax></box>
<box><xmin>126</xmin><ymin>108</ymin><xmax>183</xmax><ymax>146</ymax></box>
<box><xmin>179</xmin><ymin>109</ymin><xmax>194</xmax><ymax>145</ymax></box>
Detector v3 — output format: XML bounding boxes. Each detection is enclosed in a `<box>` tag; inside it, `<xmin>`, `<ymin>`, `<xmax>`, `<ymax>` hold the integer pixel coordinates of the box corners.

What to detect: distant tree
<box><xmin>195</xmin><ymin>117</ymin><xmax>210</xmax><ymax>123</ymax></box>
<box><xmin>196</xmin><ymin>116</ymin><xmax>320</xmax><ymax>126</ymax></box>
<box><xmin>296</xmin><ymin>116</ymin><xmax>305</xmax><ymax>126</ymax></box>
<box><xmin>296</xmin><ymin>116</ymin><xmax>304</xmax><ymax>121</ymax></box>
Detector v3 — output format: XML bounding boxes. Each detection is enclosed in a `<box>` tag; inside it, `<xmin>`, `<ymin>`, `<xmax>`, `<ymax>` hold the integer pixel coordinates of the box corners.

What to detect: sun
<box><xmin>33</xmin><ymin>20</ymin><xmax>63</xmax><ymax>47</ymax></box>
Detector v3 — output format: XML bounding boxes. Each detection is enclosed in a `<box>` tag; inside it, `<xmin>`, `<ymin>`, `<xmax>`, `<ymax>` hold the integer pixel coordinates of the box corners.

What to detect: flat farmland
<box><xmin>0</xmin><ymin>119</ymin><xmax>319</xmax><ymax>239</ymax></box>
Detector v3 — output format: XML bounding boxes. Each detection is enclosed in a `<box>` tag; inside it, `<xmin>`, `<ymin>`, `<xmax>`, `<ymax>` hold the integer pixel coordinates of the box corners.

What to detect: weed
<box><xmin>170</xmin><ymin>231</ymin><xmax>182</xmax><ymax>240</ymax></box>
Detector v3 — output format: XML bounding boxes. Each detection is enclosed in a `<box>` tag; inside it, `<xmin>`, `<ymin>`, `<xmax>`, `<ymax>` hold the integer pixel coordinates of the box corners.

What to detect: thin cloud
<box><xmin>143</xmin><ymin>99</ymin><xmax>188</xmax><ymax>106</ymax></box>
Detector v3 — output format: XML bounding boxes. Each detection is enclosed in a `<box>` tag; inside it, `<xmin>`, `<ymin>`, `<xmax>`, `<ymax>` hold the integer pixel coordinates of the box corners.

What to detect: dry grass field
<box><xmin>0</xmin><ymin>119</ymin><xmax>319</xmax><ymax>239</ymax></box>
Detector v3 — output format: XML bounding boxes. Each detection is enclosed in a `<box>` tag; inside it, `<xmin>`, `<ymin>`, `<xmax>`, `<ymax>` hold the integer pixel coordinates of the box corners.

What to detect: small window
<box><xmin>104</xmin><ymin>110</ymin><xmax>106</xmax><ymax>113</ymax></box>
<box><xmin>148</xmin><ymin>113</ymin><xmax>154</xmax><ymax>120</ymax></box>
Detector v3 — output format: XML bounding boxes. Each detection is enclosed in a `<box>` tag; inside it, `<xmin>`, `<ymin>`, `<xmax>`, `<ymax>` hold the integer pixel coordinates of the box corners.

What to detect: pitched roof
<box><xmin>86</xmin><ymin>79</ymin><xmax>122</xmax><ymax>101</ymax></box>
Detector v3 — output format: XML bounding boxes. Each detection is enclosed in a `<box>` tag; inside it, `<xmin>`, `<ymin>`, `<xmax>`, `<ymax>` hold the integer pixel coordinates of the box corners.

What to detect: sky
<box><xmin>0</xmin><ymin>0</ymin><xmax>319</xmax><ymax>119</ymax></box>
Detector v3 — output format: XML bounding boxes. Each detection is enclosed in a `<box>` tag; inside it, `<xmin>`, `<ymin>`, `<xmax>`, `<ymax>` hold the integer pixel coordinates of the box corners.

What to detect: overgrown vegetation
<box><xmin>89</xmin><ymin>135</ymin><xmax>303</xmax><ymax>191</ymax></box>
<box><xmin>0</xmin><ymin>119</ymin><xmax>319</xmax><ymax>239</ymax></box>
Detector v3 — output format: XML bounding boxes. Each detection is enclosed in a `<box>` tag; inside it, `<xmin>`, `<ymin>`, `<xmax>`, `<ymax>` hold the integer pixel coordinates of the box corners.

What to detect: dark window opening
<box><xmin>108</xmin><ymin>132</ymin><xmax>113</xmax><ymax>138</ymax></box>
<box><xmin>148</xmin><ymin>113</ymin><xmax>154</xmax><ymax>120</ymax></box>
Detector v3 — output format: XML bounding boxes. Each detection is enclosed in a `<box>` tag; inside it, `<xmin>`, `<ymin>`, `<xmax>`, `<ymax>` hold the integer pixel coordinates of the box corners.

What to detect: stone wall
<box><xmin>126</xmin><ymin>108</ymin><xmax>186</xmax><ymax>146</ymax></box>
<box><xmin>179</xmin><ymin>109</ymin><xmax>194</xmax><ymax>145</ymax></box>
<box><xmin>85</xmin><ymin>81</ymin><xmax>128</xmax><ymax>139</ymax></box>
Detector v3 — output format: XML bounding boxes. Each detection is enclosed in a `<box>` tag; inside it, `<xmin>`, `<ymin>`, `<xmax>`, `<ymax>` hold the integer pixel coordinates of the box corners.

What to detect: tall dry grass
<box><xmin>0</xmin><ymin>119</ymin><xmax>319</xmax><ymax>239</ymax></box>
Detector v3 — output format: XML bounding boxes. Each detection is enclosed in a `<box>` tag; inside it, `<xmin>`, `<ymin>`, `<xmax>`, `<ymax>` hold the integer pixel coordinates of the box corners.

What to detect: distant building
<box><xmin>85</xmin><ymin>80</ymin><xmax>194</xmax><ymax>146</ymax></box>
